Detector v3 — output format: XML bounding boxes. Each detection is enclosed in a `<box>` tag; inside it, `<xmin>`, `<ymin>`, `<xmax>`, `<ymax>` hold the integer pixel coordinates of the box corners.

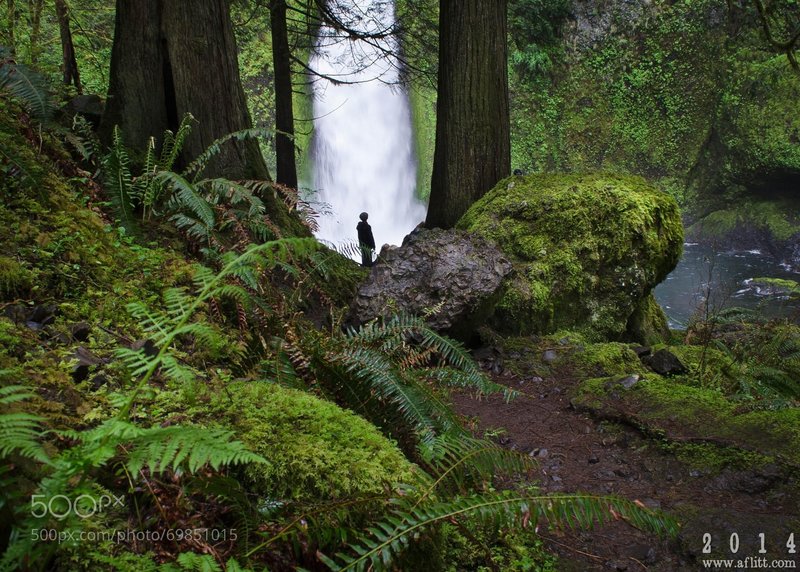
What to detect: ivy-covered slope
<box><xmin>509</xmin><ymin>0</ymin><xmax>800</xmax><ymax>212</ymax></box>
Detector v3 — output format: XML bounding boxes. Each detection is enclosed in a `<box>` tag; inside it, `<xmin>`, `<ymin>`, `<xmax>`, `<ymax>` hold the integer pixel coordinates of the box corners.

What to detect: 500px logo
<box><xmin>30</xmin><ymin>494</ymin><xmax>125</xmax><ymax>520</ymax></box>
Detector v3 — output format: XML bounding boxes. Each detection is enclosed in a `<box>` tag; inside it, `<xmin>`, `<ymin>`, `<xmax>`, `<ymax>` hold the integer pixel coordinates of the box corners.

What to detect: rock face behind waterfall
<box><xmin>457</xmin><ymin>173</ymin><xmax>684</xmax><ymax>343</ymax></box>
<box><xmin>351</xmin><ymin>229</ymin><xmax>512</xmax><ymax>339</ymax></box>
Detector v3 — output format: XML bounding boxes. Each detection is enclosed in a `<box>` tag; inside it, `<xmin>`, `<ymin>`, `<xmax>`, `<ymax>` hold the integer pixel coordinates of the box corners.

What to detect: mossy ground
<box><xmin>458</xmin><ymin>173</ymin><xmax>683</xmax><ymax>341</ymax></box>
<box><xmin>572</xmin><ymin>375</ymin><xmax>800</xmax><ymax>470</ymax></box>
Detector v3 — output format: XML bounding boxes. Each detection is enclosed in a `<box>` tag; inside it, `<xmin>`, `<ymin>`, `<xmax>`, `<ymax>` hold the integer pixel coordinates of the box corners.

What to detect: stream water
<box><xmin>308</xmin><ymin>0</ymin><xmax>426</xmax><ymax>253</ymax></box>
<box><xmin>654</xmin><ymin>243</ymin><xmax>800</xmax><ymax>328</ymax></box>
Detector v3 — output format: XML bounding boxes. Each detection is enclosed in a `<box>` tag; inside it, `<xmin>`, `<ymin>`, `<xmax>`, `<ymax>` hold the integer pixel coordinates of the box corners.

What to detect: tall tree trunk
<box><xmin>161</xmin><ymin>0</ymin><xmax>269</xmax><ymax>180</ymax></box>
<box><xmin>27</xmin><ymin>0</ymin><xmax>44</xmax><ymax>64</ymax></box>
<box><xmin>270</xmin><ymin>0</ymin><xmax>298</xmax><ymax>189</ymax></box>
<box><xmin>425</xmin><ymin>0</ymin><xmax>510</xmax><ymax>229</ymax></box>
<box><xmin>54</xmin><ymin>0</ymin><xmax>82</xmax><ymax>93</ymax></box>
<box><xmin>101</xmin><ymin>0</ymin><xmax>267</xmax><ymax>180</ymax></box>
<box><xmin>100</xmin><ymin>0</ymin><xmax>306</xmax><ymax>233</ymax></box>
<box><xmin>6</xmin><ymin>0</ymin><xmax>15</xmax><ymax>53</ymax></box>
<box><xmin>99</xmin><ymin>0</ymin><xmax>167</xmax><ymax>149</ymax></box>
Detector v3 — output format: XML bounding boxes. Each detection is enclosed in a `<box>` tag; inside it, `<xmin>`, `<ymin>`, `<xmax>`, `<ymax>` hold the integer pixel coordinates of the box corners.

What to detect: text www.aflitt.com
<box><xmin>702</xmin><ymin>556</ymin><xmax>797</xmax><ymax>569</ymax></box>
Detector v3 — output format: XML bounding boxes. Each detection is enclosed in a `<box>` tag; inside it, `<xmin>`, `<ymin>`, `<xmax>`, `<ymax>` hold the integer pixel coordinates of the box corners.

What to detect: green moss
<box><xmin>572</xmin><ymin>342</ymin><xmax>647</xmax><ymax>378</ymax></box>
<box><xmin>0</xmin><ymin>256</ymin><xmax>32</xmax><ymax>298</ymax></box>
<box><xmin>458</xmin><ymin>173</ymin><xmax>683</xmax><ymax>341</ymax></box>
<box><xmin>409</xmin><ymin>83</ymin><xmax>437</xmax><ymax>201</ymax></box>
<box><xmin>747</xmin><ymin>277</ymin><xmax>800</xmax><ymax>296</ymax></box>
<box><xmin>664</xmin><ymin>441</ymin><xmax>773</xmax><ymax>475</ymax></box>
<box><xmin>209</xmin><ymin>382</ymin><xmax>418</xmax><ymax>502</ymax></box>
<box><xmin>508</xmin><ymin>0</ymin><xmax>800</xmax><ymax>215</ymax></box>
<box><xmin>572</xmin><ymin>375</ymin><xmax>800</xmax><ymax>468</ymax></box>
<box><xmin>667</xmin><ymin>344</ymin><xmax>738</xmax><ymax>393</ymax></box>
<box><xmin>626</xmin><ymin>294</ymin><xmax>671</xmax><ymax>346</ymax></box>
<box><xmin>688</xmin><ymin>199</ymin><xmax>800</xmax><ymax>243</ymax></box>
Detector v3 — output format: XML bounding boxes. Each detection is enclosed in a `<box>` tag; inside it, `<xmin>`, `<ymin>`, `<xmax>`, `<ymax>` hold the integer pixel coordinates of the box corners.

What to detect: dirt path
<box><xmin>451</xmin><ymin>367</ymin><xmax>799</xmax><ymax>571</ymax></box>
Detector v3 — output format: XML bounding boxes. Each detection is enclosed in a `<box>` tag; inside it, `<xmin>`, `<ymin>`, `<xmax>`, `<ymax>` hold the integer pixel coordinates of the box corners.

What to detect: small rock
<box><xmin>641</xmin><ymin>498</ymin><xmax>661</xmax><ymax>509</ymax></box>
<box><xmin>631</xmin><ymin>345</ymin><xmax>651</xmax><ymax>357</ymax></box>
<box><xmin>71</xmin><ymin>346</ymin><xmax>103</xmax><ymax>383</ymax></box>
<box><xmin>588</xmin><ymin>455</ymin><xmax>600</xmax><ymax>464</ymax></box>
<box><xmin>29</xmin><ymin>304</ymin><xmax>58</xmax><ymax>326</ymax></box>
<box><xmin>618</xmin><ymin>374</ymin><xmax>640</xmax><ymax>389</ymax></box>
<box><xmin>626</xmin><ymin>544</ymin><xmax>657</xmax><ymax>565</ymax></box>
<box><xmin>542</xmin><ymin>349</ymin><xmax>558</xmax><ymax>363</ymax></box>
<box><xmin>642</xmin><ymin>349</ymin><xmax>687</xmax><ymax>376</ymax></box>
<box><xmin>130</xmin><ymin>339</ymin><xmax>158</xmax><ymax>357</ymax></box>
<box><xmin>3</xmin><ymin>304</ymin><xmax>28</xmax><ymax>323</ymax></box>
<box><xmin>689</xmin><ymin>469</ymin><xmax>702</xmax><ymax>478</ymax></box>
<box><xmin>535</xmin><ymin>448</ymin><xmax>549</xmax><ymax>459</ymax></box>
<box><xmin>551</xmin><ymin>474</ymin><xmax>562</xmax><ymax>483</ymax></box>
<box><xmin>530</xmin><ymin>376</ymin><xmax>543</xmax><ymax>382</ymax></box>
<box><xmin>89</xmin><ymin>374</ymin><xmax>108</xmax><ymax>391</ymax></box>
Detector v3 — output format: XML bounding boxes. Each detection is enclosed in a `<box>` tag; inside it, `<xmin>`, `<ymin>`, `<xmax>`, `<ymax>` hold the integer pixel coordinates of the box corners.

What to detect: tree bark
<box><xmin>100</xmin><ymin>0</ymin><xmax>309</xmax><ymax>233</ymax></box>
<box><xmin>425</xmin><ymin>0</ymin><xmax>510</xmax><ymax>229</ymax></box>
<box><xmin>99</xmin><ymin>0</ymin><xmax>168</xmax><ymax>150</ymax></box>
<box><xmin>6</xmin><ymin>0</ymin><xmax>15</xmax><ymax>53</ymax></box>
<box><xmin>270</xmin><ymin>0</ymin><xmax>298</xmax><ymax>189</ymax></box>
<box><xmin>27</xmin><ymin>0</ymin><xmax>44</xmax><ymax>64</ymax></box>
<box><xmin>54</xmin><ymin>0</ymin><xmax>82</xmax><ymax>93</ymax></box>
<box><xmin>160</xmin><ymin>0</ymin><xmax>269</xmax><ymax>179</ymax></box>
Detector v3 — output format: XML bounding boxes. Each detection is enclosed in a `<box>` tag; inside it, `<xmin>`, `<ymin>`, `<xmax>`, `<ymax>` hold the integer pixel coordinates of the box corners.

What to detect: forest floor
<box><xmin>451</xmin><ymin>359</ymin><xmax>800</xmax><ymax>571</ymax></box>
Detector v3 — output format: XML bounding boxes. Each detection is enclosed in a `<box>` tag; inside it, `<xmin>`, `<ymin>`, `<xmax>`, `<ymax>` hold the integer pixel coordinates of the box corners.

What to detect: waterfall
<box><xmin>308</xmin><ymin>0</ymin><xmax>427</xmax><ymax>254</ymax></box>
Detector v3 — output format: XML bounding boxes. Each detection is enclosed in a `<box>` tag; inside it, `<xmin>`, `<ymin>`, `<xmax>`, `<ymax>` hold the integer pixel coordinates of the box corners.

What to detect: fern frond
<box><xmin>0</xmin><ymin>385</ymin><xmax>50</xmax><ymax>464</ymax></box>
<box><xmin>102</xmin><ymin>126</ymin><xmax>140</xmax><ymax>233</ymax></box>
<box><xmin>161</xmin><ymin>171</ymin><xmax>216</xmax><ymax>228</ymax></box>
<box><xmin>126</xmin><ymin>425</ymin><xmax>266</xmax><ymax>475</ymax></box>
<box><xmin>333</xmin><ymin>345</ymin><xmax>439</xmax><ymax>436</ymax></box>
<box><xmin>324</xmin><ymin>492</ymin><xmax>678</xmax><ymax>571</ymax></box>
<box><xmin>160</xmin><ymin>113</ymin><xmax>194</xmax><ymax>170</ymax></box>
<box><xmin>182</xmin><ymin>128</ymin><xmax>273</xmax><ymax>180</ymax></box>
<box><xmin>0</xmin><ymin>56</ymin><xmax>55</xmax><ymax>120</ymax></box>
<box><xmin>418</xmin><ymin>433</ymin><xmax>535</xmax><ymax>494</ymax></box>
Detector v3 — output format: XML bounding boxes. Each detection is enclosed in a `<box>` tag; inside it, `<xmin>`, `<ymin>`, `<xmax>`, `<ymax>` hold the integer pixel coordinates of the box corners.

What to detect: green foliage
<box><xmin>97</xmin><ymin>116</ymin><xmax>308</xmax><ymax>247</ymax></box>
<box><xmin>281</xmin><ymin>313</ymin><xmax>512</xmax><ymax>444</ymax></box>
<box><xmin>508</xmin><ymin>0</ymin><xmax>570</xmax><ymax>78</ymax></box>
<box><xmin>0</xmin><ymin>239</ymin><xmax>318</xmax><ymax>571</ymax></box>
<box><xmin>0</xmin><ymin>383</ymin><xmax>49</xmax><ymax>463</ymax></box>
<box><xmin>688</xmin><ymin>198</ymin><xmax>800</xmax><ymax>243</ymax></box>
<box><xmin>0</xmin><ymin>47</ymin><xmax>55</xmax><ymax>121</ymax></box>
<box><xmin>322</xmin><ymin>490</ymin><xmax>676</xmax><ymax>571</ymax></box>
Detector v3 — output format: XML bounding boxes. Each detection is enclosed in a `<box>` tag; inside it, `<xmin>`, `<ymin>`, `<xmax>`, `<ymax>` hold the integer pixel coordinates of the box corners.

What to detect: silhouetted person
<box><xmin>357</xmin><ymin>212</ymin><xmax>376</xmax><ymax>267</ymax></box>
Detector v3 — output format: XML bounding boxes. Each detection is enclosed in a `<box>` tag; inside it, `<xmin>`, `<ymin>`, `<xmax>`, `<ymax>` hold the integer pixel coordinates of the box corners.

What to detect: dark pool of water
<box><xmin>653</xmin><ymin>243</ymin><xmax>800</xmax><ymax>329</ymax></box>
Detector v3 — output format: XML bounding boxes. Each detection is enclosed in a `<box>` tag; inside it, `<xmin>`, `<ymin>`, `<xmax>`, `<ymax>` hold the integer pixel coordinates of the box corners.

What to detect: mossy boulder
<box><xmin>210</xmin><ymin>382</ymin><xmax>418</xmax><ymax>502</ymax></box>
<box><xmin>457</xmin><ymin>173</ymin><xmax>683</xmax><ymax>342</ymax></box>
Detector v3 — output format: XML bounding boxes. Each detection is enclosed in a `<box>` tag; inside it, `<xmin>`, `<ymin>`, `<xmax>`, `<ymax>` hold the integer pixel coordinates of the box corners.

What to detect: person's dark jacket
<box><xmin>357</xmin><ymin>221</ymin><xmax>375</xmax><ymax>249</ymax></box>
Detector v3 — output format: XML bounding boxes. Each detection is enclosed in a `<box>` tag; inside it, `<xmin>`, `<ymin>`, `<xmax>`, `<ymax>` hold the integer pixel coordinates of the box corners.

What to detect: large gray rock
<box><xmin>351</xmin><ymin>229</ymin><xmax>512</xmax><ymax>338</ymax></box>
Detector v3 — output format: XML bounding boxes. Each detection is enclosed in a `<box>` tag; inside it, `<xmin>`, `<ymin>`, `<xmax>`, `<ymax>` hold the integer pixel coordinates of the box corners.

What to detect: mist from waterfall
<box><xmin>308</xmin><ymin>0</ymin><xmax>427</xmax><ymax>255</ymax></box>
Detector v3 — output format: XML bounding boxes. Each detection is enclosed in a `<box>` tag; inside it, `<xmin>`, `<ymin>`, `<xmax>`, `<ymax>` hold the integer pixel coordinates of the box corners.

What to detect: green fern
<box><xmin>101</xmin><ymin>126</ymin><xmax>140</xmax><ymax>234</ymax></box>
<box><xmin>0</xmin><ymin>49</ymin><xmax>55</xmax><ymax>121</ymax></box>
<box><xmin>322</xmin><ymin>491</ymin><xmax>677</xmax><ymax>571</ymax></box>
<box><xmin>0</xmin><ymin>384</ymin><xmax>49</xmax><ymax>464</ymax></box>
<box><xmin>285</xmin><ymin>313</ymin><xmax>512</xmax><ymax>445</ymax></box>
<box><xmin>182</xmin><ymin>127</ymin><xmax>273</xmax><ymax>181</ymax></box>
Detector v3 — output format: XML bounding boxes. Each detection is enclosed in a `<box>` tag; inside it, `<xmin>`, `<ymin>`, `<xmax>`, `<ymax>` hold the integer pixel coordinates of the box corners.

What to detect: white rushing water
<box><xmin>308</xmin><ymin>0</ymin><xmax>427</xmax><ymax>254</ymax></box>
